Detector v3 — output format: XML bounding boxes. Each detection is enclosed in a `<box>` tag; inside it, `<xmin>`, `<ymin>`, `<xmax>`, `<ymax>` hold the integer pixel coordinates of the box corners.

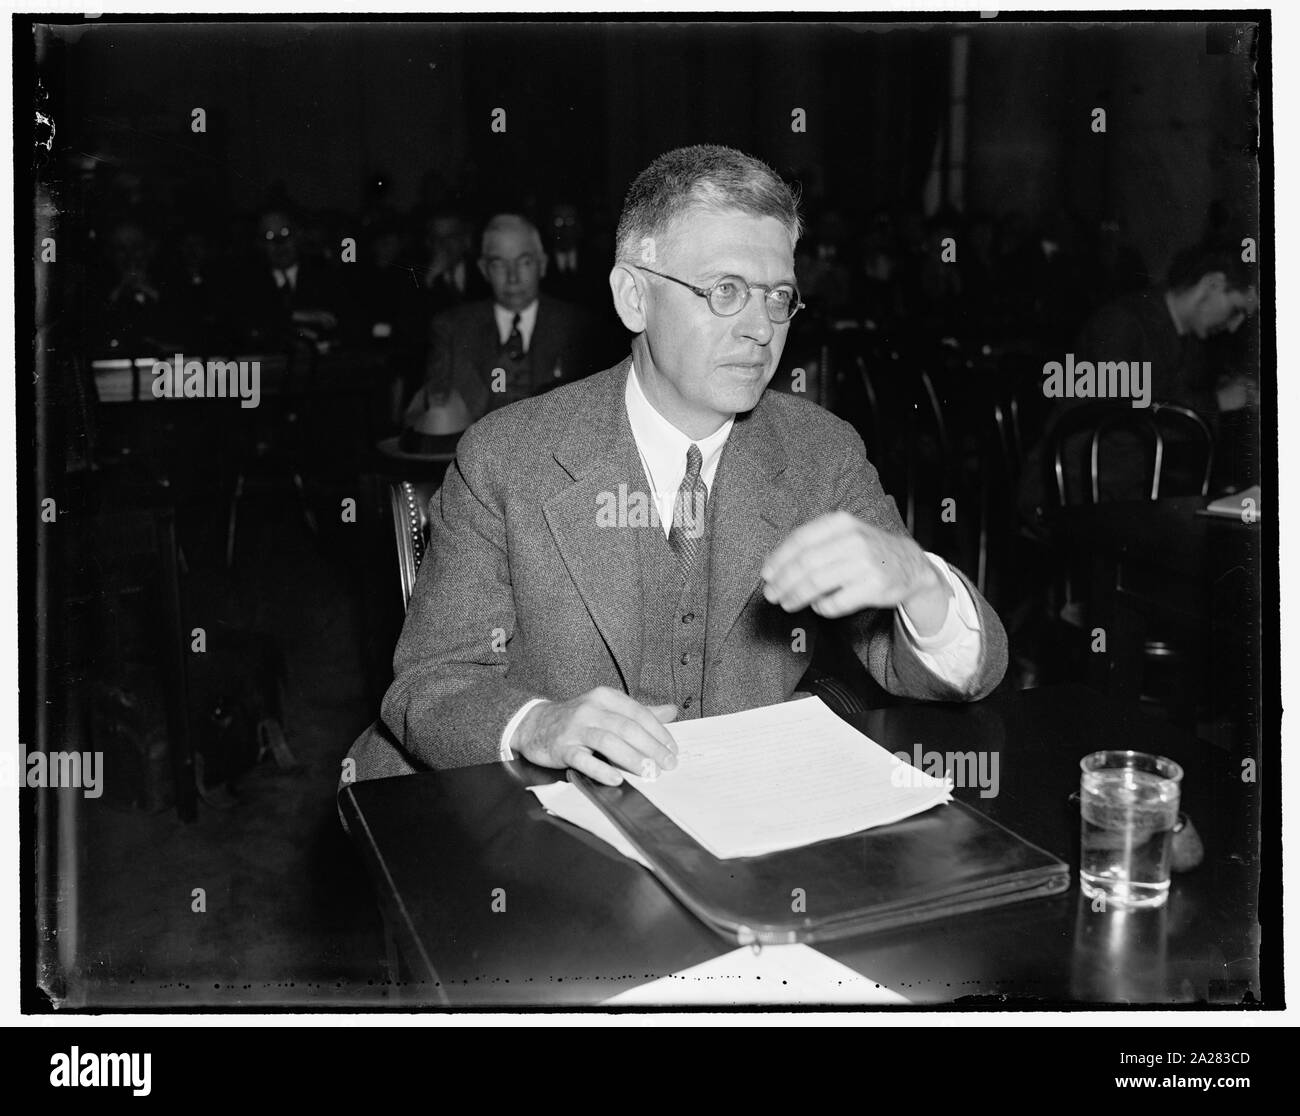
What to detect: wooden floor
<box><xmin>46</xmin><ymin>475</ymin><xmax>393</xmax><ymax>1010</ymax></box>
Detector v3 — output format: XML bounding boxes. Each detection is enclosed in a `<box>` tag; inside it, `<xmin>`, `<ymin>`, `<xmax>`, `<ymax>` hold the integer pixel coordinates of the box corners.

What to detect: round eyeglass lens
<box><xmin>708</xmin><ymin>277</ymin><xmax>748</xmax><ymax>316</ymax></box>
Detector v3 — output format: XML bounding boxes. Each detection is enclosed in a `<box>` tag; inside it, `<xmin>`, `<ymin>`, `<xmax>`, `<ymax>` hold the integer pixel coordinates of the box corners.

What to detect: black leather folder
<box><xmin>570</xmin><ymin>771</ymin><xmax>1071</xmax><ymax>946</ymax></box>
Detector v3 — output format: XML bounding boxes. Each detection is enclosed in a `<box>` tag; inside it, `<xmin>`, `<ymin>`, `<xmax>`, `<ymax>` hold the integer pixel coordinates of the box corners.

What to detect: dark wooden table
<box><xmin>339</xmin><ymin>684</ymin><xmax>1262</xmax><ymax>1008</ymax></box>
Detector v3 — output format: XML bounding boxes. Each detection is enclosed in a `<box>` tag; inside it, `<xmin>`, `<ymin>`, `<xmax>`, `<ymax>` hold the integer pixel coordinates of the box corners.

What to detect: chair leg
<box><xmin>977</xmin><ymin>499</ymin><xmax>989</xmax><ymax>597</ymax></box>
<box><xmin>158</xmin><ymin>510</ymin><xmax>197</xmax><ymax>822</ymax></box>
<box><xmin>226</xmin><ymin>473</ymin><xmax>244</xmax><ymax>569</ymax></box>
<box><xmin>292</xmin><ymin>472</ymin><xmax>318</xmax><ymax>535</ymax></box>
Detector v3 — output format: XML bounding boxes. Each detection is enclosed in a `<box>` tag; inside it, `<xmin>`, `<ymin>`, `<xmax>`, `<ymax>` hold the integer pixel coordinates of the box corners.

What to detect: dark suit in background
<box><xmin>231</xmin><ymin>260</ymin><xmax>347</xmax><ymax>349</ymax></box>
<box><xmin>423</xmin><ymin>294</ymin><xmax>604</xmax><ymax>421</ymax></box>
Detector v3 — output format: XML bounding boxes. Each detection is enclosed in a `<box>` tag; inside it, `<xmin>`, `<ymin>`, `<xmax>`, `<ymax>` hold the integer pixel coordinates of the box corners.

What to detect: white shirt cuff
<box><xmin>894</xmin><ymin>553</ymin><xmax>984</xmax><ymax>690</ymax></box>
<box><xmin>500</xmin><ymin>698</ymin><xmax>546</xmax><ymax>762</ymax></box>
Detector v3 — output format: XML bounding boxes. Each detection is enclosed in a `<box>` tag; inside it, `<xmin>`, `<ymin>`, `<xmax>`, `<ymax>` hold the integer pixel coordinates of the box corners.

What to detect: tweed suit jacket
<box><xmin>347</xmin><ymin>357</ymin><xmax>1008</xmax><ymax>782</ymax></box>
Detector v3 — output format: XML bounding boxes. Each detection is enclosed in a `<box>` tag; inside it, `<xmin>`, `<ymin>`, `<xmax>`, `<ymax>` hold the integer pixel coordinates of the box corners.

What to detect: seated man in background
<box><xmin>417</xmin><ymin>207</ymin><xmax>488</xmax><ymax>317</ymax></box>
<box><xmin>415</xmin><ymin>213</ymin><xmax>602</xmax><ymax>422</ymax></box>
<box><xmin>234</xmin><ymin>206</ymin><xmax>346</xmax><ymax>349</ymax></box>
<box><xmin>1020</xmin><ymin>240</ymin><xmax>1259</xmax><ymax>513</ymax></box>
<box><xmin>1075</xmin><ymin>240</ymin><xmax>1257</xmax><ymax>418</ymax></box>
<box><xmin>85</xmin><ymin>218</ymin><xmax>167</xmax><ymax>354</ymax></box>
<box><xmin>349</xmin><ymin>144</ymin><xmax>1006</xmax><ymax>785</ymax></box>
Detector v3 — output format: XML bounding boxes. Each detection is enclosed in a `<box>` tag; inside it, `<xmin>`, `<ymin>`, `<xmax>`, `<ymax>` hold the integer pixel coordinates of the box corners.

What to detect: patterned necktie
<box><xmin>504</xmin><ymin>313</ymin><xmax>524</xmax><ymax>360</ymax></box>
<box><xmin>668</xmin><ymin>444</ymin><xmax>707</xmax><ymax>576</ymax></box>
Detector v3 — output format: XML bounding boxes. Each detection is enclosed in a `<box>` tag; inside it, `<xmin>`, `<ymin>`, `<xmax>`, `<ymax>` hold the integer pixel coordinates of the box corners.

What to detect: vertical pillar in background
<box><xmin>33</xmin><ymin>145</ymin><xmax>79</xmax><ymax>1003</ymax></box>
<box><xmin>947</xmin><ymin>32</ymin><xmax>970</xmax><ymax>213</ymax></box>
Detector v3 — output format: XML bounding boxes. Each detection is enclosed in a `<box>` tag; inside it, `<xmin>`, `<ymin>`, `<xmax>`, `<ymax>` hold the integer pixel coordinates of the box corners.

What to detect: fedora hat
<box><xmin>378</xmin><ymin>386</ymin><xmax>471</xmax><ymax>460</ymax></box>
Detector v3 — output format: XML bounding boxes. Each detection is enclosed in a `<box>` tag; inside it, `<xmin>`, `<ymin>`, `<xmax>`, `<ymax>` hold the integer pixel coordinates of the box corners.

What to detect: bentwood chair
<box><xmin>1045</xmin><ymin>402</ymin><xmax>1216</xmax><ymax>724</ymax></box>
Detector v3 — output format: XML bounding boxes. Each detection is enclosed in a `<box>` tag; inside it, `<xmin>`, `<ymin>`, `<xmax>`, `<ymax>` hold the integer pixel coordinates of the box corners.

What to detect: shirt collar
<box><xmin>624</xmin><ymin>359</ymin><xmax>733</xmax><ymax>495</ymax></box>
<box><xmin>494</xmin><ymin>299</ymin><xmax>540</xmax><ymax>347</ymax></box>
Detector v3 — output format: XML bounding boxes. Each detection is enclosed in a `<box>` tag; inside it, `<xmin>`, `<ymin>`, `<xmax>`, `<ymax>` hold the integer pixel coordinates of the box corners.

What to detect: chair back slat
<box><xmin>389</xmin><ymin>478</ymin><xmax>441</xmax><ymax>610</ymax></box>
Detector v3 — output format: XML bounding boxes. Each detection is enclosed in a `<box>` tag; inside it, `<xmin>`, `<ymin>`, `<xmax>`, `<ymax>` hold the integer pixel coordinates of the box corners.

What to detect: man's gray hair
<box><xmin>614</xmin><ymin>145</ymin><xmax>802</xmax><ymax>265</ymax></box>
<box><xmin>481</xmin><ymin>213</ymin><xmax>544</xmax><ymax>257</ymax></box>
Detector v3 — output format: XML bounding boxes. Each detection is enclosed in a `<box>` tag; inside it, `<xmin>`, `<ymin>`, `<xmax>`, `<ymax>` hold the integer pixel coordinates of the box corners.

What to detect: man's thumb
<box><xmin>648</xmin><ymin>703</ymin><xmax>679</xmax><ymax>723</ymax></box>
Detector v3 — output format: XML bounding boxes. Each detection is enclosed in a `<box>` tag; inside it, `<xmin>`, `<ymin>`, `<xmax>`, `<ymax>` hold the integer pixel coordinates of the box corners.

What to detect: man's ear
<box><xmin>537</xmin><ymin>252</ymin><xmax>548</xmax><ymax>279</ymax></box>
<box><xmin>609</xmin><ymin>264</ymin><xmax>647</xmax><ymax>333</ymax></box>
<box><xmin>477</xmin><ymin>258</ymin><xmax>490</xmax><ymax>283</ymax></box>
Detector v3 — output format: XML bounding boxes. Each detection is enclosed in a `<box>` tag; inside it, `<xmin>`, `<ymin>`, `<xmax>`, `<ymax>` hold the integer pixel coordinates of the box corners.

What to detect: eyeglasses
<box><xmin>634</xmin><ymin>265</ymin><xmax>804</xmax><ymax>323</ymax></box>
<box><xmin>484</xmin><ymin>255</ymin><xmax>540</xmax><ymax>279</ymax></box>
<box><xmin>262</xmin><ymin>226</ymin><xmax>294</xmax><ymax>242</ymax></box>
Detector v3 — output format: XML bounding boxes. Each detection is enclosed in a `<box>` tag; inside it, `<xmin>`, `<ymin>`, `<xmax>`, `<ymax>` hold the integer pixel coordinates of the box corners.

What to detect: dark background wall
<box><xmin>50</xmin><ymin>19</ymin><xmax>1257</xmax><ymax>283</ymax></box>
<box><xmin>967</xmin><ymin>22</ymin><xmax>1258</xmax><ymax>281</ymax></box>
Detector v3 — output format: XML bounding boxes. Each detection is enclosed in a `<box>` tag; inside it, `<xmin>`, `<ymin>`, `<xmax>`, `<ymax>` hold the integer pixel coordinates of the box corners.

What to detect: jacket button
<box><xmin>680</xmin><ymin>652</ymin><xmax>690</xmax><ymax>665</ymax></box>
<box><xmin>682</xmin><ymin>612</ymin><xmax>694</xmax><ymax>624</ymax></box>
<box><xmin>682</xmin><ymin>696</ymin><xmax>693</xmax><ymax>709</ymax></box>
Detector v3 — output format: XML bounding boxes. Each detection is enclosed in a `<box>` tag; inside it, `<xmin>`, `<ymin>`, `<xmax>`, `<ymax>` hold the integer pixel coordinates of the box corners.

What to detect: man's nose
<box><xmin>733</xmin><ymin>293</ymin><xmax>775</xmax><ymax>344</ymax></box>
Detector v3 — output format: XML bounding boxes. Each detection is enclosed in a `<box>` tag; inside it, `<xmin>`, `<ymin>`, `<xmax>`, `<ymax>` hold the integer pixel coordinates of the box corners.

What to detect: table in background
<box><xmin>339</xmin><ymin>685</ymin><xmax>1262</xmax><ymax>1007</ymax></box>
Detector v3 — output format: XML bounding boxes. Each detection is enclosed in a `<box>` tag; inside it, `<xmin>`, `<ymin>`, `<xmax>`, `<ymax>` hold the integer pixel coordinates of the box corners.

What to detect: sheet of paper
<box><xmin>528</xmin><ymin>782</ymin><xmax>651</xmax><ymax>869</ymax></box>
<box><xmin>627</xmin><ymin>696</ymin><xmax>951</xmax><ymax>859</ymax></box>
<box><xmin>603</xmin><ymin>943</ymin><xmax>910</xmax><ymax>1006</ymax></box>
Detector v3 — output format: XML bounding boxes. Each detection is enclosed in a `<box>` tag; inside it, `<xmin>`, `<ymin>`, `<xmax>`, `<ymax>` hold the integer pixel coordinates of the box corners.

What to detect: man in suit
<box><xmin>417</xmin><ymin>208</ymin><xmax>488</xmax><ymax>317</ymax></box>
<box><xmin>350</xmin><ymin>145</ymin><xmax>1006</xmax><ymax>786</ymax></box>
<box><xmin>418</xmin><ymin>213</ymin><xmax>602</xmax><ymax>423</ymax></box>
<box><xmin>234</xmin><ymin>207</ymin><xmax>345</xmax><ymax>348</ymax></box>
<box><xmin>543</xmin><ymin>201</ymin><xmax>599</xmax><ymax>305</ymax></box>
<box><xmin>1019</xmin><ymin>240</ymin><xmax>1259</xmax><ymax>515</ymax></box>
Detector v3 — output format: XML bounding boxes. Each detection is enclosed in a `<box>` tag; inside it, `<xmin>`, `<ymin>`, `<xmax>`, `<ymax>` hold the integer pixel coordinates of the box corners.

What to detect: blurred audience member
<box><xmin>1020</xmin><ymin>240</ymin><xmax>1259</xmax><ymax>515</ymax></box>
<box><xmin>418</xmin><ymin>208</ymin><xmax>486</xmax><ymax>317</ymax></box>
<box><xmin>233</xmin><ymin>206</ymin><xmax>346</xmax><ymax>348</ymax></box>
<box><xmin>346</xmin><ymin>215</ymin><xmax>424</xmax><ymax>356</ymax></box>
<box><xmin>854</xmin><ymin>209</ymin><xmax>905</xmax><ymax>333</ymax></box>
<box><xmin>162</xmin><ymin>224</ymin><xmax>231</xmax><ymax>350</ymax></box>
<box><xmin>417</xmin><ymin>213</ymin><xmax>601</xmax><ymax>422</ymax></box>
<box><xmin>795</xmin><ymin>207</ymin><xmax>857</xmax><ymax>324</ymax></box>
<box><xmin>1087</xmin><ymin>213</ymin><xmax>1149</xmax><ymax>304</ymax></box>
<box><xmin>1082</xmin><ymin>241</ymin><xmax>1258</xmax><ymax>417</ymax></box>
<box><xmin>86</xmin><ymin>218</ymin><xmax>166</xmax><ymax>354</ymax></box>
<box><xmin>543</xmin><ymin>201</ymin><xmax>602</xmax><ymax>307</ymax></box>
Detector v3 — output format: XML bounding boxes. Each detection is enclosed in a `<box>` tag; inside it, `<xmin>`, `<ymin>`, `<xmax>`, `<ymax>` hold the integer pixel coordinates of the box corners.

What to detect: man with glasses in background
<box><xmin>415</xmin><ymin>212</ymin><xmax>603</xmax><ymax>423</ymax></box>
<box><xmin>236</xmin><ymin>206</ymin><xmax>345</xmax><ymax>348</ymax></box>
<box><xmin>352</xmin><ymin>146</ymin><xmax>1006</xmax><ymax>784</ymax></box>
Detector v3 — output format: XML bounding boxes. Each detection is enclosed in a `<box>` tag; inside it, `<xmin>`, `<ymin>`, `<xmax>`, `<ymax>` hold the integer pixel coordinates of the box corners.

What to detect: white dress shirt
<box><xmin>499</xmin><ymin>362</ymin><xmax>984</xmax><ymax>759</ymax></box>
<box><xmin>625</xmin><ymin>362</ymin><xmax>733</xmax><ymax>534</ymax></box>
<box><xmin>493</xmin><ymin>299</ymin><xmax>539</xmax><ymax>353</ymax></box>
<box><xmin>273</xmin><ymin>263</ymin><xmax>299</xmax><ymax>292</ymax></box>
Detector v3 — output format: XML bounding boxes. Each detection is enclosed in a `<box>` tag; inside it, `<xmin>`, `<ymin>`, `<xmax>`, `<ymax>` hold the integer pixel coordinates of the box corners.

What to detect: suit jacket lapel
<box><xmin>705</xmin><ymin>401</ymin><xmax>800</xmax><ymax>659</ymax></box>
<box><xmin>529</xmin><ymin>297</ymin><xmax>564</xmax><ymax>385</ymax></box>
<box><xmin>542</xmin><ymin>359</ymin><xmax>644</xmax><ymax>689</ymax></box>
<box><xmin>477</xmin><ymin>304</ymin><xmax>500</xmax><ymax>369</ymax></box>
<box><xmin>541</xmin><ymin>360</ymin><xmax>802</xmax><ymax>697</ymax></box>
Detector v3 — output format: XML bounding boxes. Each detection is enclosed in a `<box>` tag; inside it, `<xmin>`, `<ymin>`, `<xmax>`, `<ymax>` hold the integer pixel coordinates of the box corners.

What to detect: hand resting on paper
<box><xmin>514</xmin><ymin>686</ymin><xmax>679</xmax><ymax>787</ymax></box>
